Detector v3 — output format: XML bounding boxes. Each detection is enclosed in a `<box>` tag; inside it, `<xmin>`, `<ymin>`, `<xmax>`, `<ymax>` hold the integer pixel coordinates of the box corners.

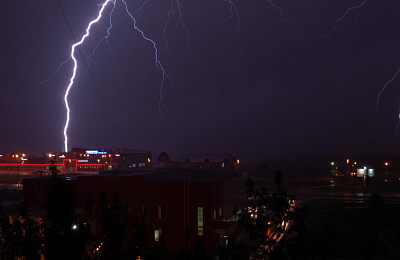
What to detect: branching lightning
<box><xmin>164</xmin><ymin>0</ymin><xmax>190</xmax><ymax>55</ymax></box>
<box><xmin>223</xmin><ymin>0</ymin><xmax>241</xmax><ymax>41</ymax></box>
<box><xmin>60</xmin><ymin>0</ymin><xmax>172</xmax><ymax>152</ymax></box>
<box><xmin>265</xmin><ymin>0</ymin><xmax>300</xmax><ymax>34</ymax></box>
<box><xmin>310</xmin><ymin>0</ymin><xmax>366</xmax><ymax>43</ymax></box>
<box><xmin>85</xmin><ymin>0</ymin><xmax>117</xmax><ymax>73</ymax></box>
<box><xmin>37</xmin><ymin>57</ymin><xmax>71</xmax><ymax>88</ymax></box>
<box><xmin>374</xmin><ymin>67</ymin><xmax>400</xmax><ymax>131</ymax></box>
<box><xmin>344</xmin><ymin>7</ymin><xmax>362</xmax><ymax>60</ymax></box>
<box><xmin>394</xmin><ymin>110</ymin><xmax>400</xmax><ymax>142</ymax></box>
<box><xmin>121</xmin><ymin>0</ymin><xmax>173</xmax><ymax>118</ymax></box>
<box><xmin>43</xmin><ymin>0</ymin><xmax>382</xmax><ymax>153</ymax></box>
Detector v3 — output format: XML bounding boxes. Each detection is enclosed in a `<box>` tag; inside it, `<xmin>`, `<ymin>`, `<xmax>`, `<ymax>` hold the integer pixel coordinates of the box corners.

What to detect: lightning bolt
<box><xmin>344</xmin><ymin>7</ymin><xmax>362</xmax><ymax>60</ymax></box>
<box><xmin>264</xmin><ymin>0</ymin><xmax>300</xmax><ymax>34</ymax></box>
<box><xmin>37</xmin><ymin>57</ymin><xmax>71</xmax><ymax>88</ymax></box>
<box><xmin>85</xmin><ymin>0</ymin><xmax>117</xmax><ymax>74</ymax></box>
<box><xmin>394</xmin><ymin>110</ymin><xmax>400</xmax><ymax>142</ymax></box>
<box><xmin>121</xmin><ymin>0</ymin><xmax>173</xmax><ymax>117</ymax></box>
<box><xmin>164</xmin><ymin>0</ymin><xmax>190</xmax><ymax>55</ymax></box>
<box><xmin>310</xmin><ymin>0</ymin><xmax>366</xmax><ymax>43</ymax></box>
<box><xmin>374</xmin><ymin>67</ymin><xmax>400</xmax><ymax>129</ymax></box>
<box><xmin>61</xmin><ymin>0</ymin><xmax>172</xmax><ymax>152</ymax></box>
<box><xmin>223</xmin><ymin>0</ymin><xmax>241</xmax><ymax>41</ymax></box>
<box><xmin>63</xmin><ymin>0</ymin><xmax>115</xmax><ymax>153</ymax></box>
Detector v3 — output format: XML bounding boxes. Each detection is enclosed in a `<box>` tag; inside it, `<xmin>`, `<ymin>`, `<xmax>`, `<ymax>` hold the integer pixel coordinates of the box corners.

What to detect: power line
<box><xmin>0</xmin><ymin>130</ymin><xmax>46</xmax><ymax>153</ymax></box>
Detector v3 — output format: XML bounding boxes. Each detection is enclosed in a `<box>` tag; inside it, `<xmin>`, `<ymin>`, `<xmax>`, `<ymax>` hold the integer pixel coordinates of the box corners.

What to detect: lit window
<box><xmin>132</xmin><ymin>164</ymin><xmax>136</xmax><ymax>167</ymax></box>
<box><xmin>154</xmin><ymin>229</ymin><xmax>162</xmax><ymax>241</ymax></box>
<box><xmin>198</xmin><ymin>205</ymin><xmax>204</xmax><ymax>236</ymax></box>
<box><xmin>219</xmin><ymin>206</ymin><xmax>222</xmax><ymax>217</ymax></box>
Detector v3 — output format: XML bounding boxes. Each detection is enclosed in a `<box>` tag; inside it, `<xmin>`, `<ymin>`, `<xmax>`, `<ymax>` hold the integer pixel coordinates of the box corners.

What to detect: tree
<box><xmin>232</xmin><ymin>171</ymin><xmax>308</xmax><ymax>259</ymax></box>
<box><xmin>96</xmin><ymin>191</ymin><xmax>148</xmax><ymax>259</ymax></box>
<box><xmin>44</xmin><ymin>160</ymin><xmax>91</xmax><ymax>259</ymax></box>
<box><xmin>0</xmin><ymin>203</ymin><xmax>44</xmax><ymax>259</ymax></box>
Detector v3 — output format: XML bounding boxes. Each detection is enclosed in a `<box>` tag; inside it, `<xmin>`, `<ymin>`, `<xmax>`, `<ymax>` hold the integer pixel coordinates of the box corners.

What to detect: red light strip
<box><xmin>0</xmin><ymin>162</ymin><xmax>104</xmax><ymax>168</ymax></box>
<box><xmin>0</xmin><ymin>164</ymin><xmax>63</xmax><ymax>166</ymax></box>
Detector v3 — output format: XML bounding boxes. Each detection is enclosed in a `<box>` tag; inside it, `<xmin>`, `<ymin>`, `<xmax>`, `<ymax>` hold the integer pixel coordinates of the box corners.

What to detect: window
<box><xmin>141</xmin><ymin>205</ymin><xmax>148</xmax><ymax>218</ymax></box>
<box><xmin>154</xmin><ymin>229</ymin><xmax>162</xmax><ymax>241</ymax></box>
<box><xmin>155</xmin><ymin>206</ymin><xmax>166</xmax><ymax>219</ymax></box>
<box><xmin>219</xmin><ymin>206</ymin><xmax>222</xmax><ymax>217</ymax></box>
<box><xmin>198</xmin><ymin>205</ymin><xmax>204</xmax><ymax>236</ymax></box>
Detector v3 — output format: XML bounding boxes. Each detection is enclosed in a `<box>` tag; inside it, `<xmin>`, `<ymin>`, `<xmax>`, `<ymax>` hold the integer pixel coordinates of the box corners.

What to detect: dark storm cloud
<box><xmin>1</xmin><ymin>0</ymin><xmax>400</xmax><ymax>160</ymax></box>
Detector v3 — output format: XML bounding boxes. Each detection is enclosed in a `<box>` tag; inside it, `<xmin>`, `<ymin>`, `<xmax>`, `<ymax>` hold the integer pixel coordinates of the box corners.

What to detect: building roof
<box><xmin>182</xmin><ymin>153</ymin><xmax>237</xmax><ymax>163</ymax></box>
<box><xmin>101</xmin><ymin>168</ymin><xmax>242</xmax><ymax>182</ymax></box>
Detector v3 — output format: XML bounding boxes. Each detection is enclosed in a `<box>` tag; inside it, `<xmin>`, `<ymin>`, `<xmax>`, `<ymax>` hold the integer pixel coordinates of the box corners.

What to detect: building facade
<box><xmin>23</xmin><ymin>169</ymin><xmax>248</xmax><ymax>257</ymax></box>
<box><xmin>0</xmin><ymin>147</ymin><xmax>153</xmax><ymax>175</ymax></box>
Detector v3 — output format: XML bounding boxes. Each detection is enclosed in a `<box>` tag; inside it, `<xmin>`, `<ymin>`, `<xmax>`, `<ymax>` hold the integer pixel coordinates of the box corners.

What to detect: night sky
<box><xmin>1</xmin><ymin>0</ymin><xmax>400</xmax><ymax>161</ymax></box>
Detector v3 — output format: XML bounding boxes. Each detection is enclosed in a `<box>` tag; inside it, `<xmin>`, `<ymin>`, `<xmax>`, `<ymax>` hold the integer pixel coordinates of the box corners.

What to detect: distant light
<box><xmin>237</xmin><ymin>159</ymin><xmax>240</xmax><ymax>164</ymax></box>
<box><xmin>116</xmin><ymin>154</ymin><xmax>120</xmax><ymax>157</ymax></box>
<box><xmin>331</xmin><ymin>162</ymin><xmax>334</xmax><ymax>165</ymax></box>
<box><xmin>346</xmin><ymin>159</ymin><xmax>349</xmax><ymax>164</ymax></box>
<box><xmin>86</xmin><ymin>150</ymin><xmax>107</xmax><ymax>155</ymax></box>
<box><xmin>78</xmin><ymin>160</ymin><xmax>88</xmax><ymax>163</ymax></box>
<box><xmin>72</xmin><ymin>224</ymin><xmax>77</xmax><ymax>230</ymax></box>
<box><xmin>364</xmin><ymin>167</ymin><xmax>367</xmax><ymax>170</ymax></box>
<box><xmin>97</xmin><ymin>159</ymin><xmax>100</xmax><ymax>162</ymax></box>
<box><xmin>148</xmin><ymin>158</ymin><xmax>151</xmax><ymax>162</ymax></box>
<box><xmin>21</xmin><ymin>158</ymin><xmax>27</xmax><ymax>161</ymax></box>
<box><xmin>15</xmin><ymin>154</ymin><xmax>19</xmax><ymax>158</ymax></box>
<box><xmin>385</xmin><ymin>162</ymin><xmax>389</xmax><ymax>166</ymax></box>
<box><xmin>22</xmin><ymin>154</ymin><xmax>25</xmax><ymax>157</ymax></box>
<box><xmin>59</xmin><ymin>155</ymin><xmax>65</xmax><ymax>158</ymax></box>
<box><xmin>354</xmin><ymin>162</ymin><xmax>357</xmax><ymax>165</ymax></box>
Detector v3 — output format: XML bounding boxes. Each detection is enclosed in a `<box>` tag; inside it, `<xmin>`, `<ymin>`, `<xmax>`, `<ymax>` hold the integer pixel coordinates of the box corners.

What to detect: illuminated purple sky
<box><xmin>1</xmin><ymin>0</ymin><xmax>400</xmax><ymax>161</ymax></box>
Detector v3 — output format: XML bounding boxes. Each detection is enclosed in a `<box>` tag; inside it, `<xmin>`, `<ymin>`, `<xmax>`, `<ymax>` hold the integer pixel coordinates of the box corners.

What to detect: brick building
<box><xmin>23</xmin><ymin>169</ymin><xmax>248</xmax><ymax>257</ymax></box>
